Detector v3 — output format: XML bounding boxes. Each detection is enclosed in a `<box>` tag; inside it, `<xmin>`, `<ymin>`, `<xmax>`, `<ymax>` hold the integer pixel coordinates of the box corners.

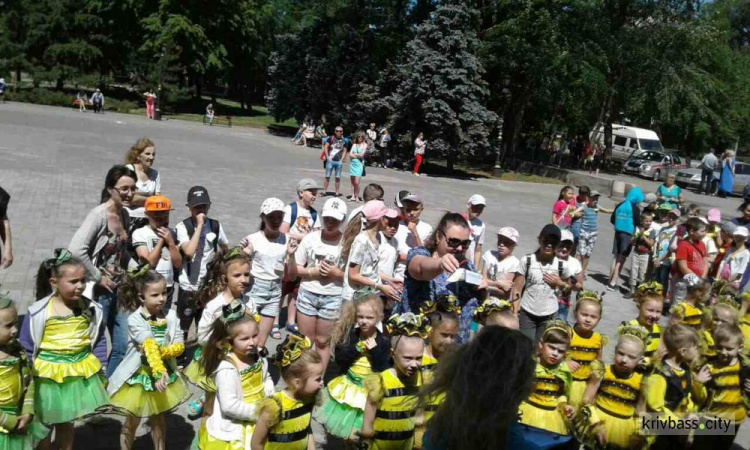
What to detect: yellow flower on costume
<box><xmin>159</xmin><ymin>343</ymin><xmax>185</xmax><ymax>359</ymax></box>
<box><xmin>143</xmin><ymin>339</ymin><xmax>167</xmax><ymax>376</ymax></box>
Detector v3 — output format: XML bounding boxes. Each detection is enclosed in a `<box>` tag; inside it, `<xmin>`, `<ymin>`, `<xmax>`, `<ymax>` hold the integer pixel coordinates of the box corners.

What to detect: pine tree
<box><xmin>385</xmin><ymin>0</ymin><xmax>497</xmax><ymax>170</ymax></box>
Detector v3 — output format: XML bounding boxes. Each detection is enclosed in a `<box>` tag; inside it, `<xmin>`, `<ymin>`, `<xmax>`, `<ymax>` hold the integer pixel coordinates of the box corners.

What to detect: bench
<box><xmin>267</xmin><ymin>124</ymin><xmax>299</xmax><ymax>137</ymax></box>
<box><xmin>203</xmin><ymin>115</ymin><xmax>232</xmax><ymax>127</ymax></box>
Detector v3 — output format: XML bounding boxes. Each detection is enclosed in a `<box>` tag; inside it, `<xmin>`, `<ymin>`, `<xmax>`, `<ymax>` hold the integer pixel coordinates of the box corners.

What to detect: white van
<box><xmin>590</xmin><ymin>124</ymin><xmax>664</xmax><ymax>162</ymax></box>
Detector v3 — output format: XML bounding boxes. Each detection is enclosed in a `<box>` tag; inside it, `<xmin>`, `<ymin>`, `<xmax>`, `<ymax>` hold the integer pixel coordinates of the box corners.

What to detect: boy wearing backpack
<box><xmin>175</xmin><ymin>186</ymin><xmax>229</xmax><ymax>343</ymax></box>
<box><xmin>278</xmin><ymin>178</ymin><xmax>321</xmax><ymax>335</ymax></box>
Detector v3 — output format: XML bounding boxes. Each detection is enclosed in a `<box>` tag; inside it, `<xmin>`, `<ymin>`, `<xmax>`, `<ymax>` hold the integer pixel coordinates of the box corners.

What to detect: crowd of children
<box><xmin>3</xmin><ymin>149</ymin><xmax>750</xmax><ymax>450</ymax></box>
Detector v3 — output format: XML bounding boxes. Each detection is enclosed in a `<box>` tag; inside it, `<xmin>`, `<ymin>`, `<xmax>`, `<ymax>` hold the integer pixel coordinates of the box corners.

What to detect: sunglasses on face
<box><xmin>444</xmin><ymin>236</ymin><xmax>471</xmax><ymax>249</ymax></box>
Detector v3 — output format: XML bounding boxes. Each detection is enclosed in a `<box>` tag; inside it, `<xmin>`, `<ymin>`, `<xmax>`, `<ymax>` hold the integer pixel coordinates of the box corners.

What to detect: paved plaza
<box><xmin>0</xmin><ymin>102</ymin><xmax>747</xmax><ymax>448</ymax></box>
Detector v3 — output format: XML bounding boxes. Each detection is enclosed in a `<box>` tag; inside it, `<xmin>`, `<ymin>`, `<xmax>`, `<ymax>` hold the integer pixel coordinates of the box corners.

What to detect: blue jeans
<box><xmin>96</xmin><ymin>290</ymin><xmax>129</xmax><ymax>377</ymax></box>
<box><xmin>557</xmin><ymin>304</ymin><xmax>570</xmax><ymax>323</ymax></box>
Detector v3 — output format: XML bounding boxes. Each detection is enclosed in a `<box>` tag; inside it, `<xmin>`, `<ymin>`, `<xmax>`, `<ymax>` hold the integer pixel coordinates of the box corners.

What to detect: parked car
<box><xmin>622</xmin><ymin>150</ymin><xmax>689</xmax><ymax>181</ymax></box>
<box><xmin>675</xmin><ymin>161</ymin><xmax>750</xmax><ymax>196</ymax></box>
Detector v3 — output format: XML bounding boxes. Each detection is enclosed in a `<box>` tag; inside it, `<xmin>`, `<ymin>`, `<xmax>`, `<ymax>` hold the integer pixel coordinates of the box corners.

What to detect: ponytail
<box><xmin>339</xmin><ymin>212</ymin><xmax>364</xmax><ymax>264</ymax></box>
<box><xmin>35</xmin><ymin>249</ymin><xmax>85</xmax><ymax>300</ymax></box>
<box><xmin>118</xmin><ymin>267</ymin><xmax>165</xmax><ymax>312</ymax></box>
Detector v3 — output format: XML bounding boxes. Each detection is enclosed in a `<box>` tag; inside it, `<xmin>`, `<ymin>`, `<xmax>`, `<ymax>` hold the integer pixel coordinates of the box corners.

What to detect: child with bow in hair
<box><xmin>107</xmin><ymin>265</ymin><xmax>190</xmax><ymax>449</ymax></box>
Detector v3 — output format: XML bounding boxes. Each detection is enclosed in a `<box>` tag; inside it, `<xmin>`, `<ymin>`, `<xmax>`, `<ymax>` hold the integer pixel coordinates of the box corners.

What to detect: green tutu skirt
<box><xmin>110</xmin><ymin>372</ymin><xmax>191</xmax><ymax>418</ymax></box>
<box><xmin>0</xmin><ymin>416</ymin><xmax>49</xmax><ymax>450</ymax></box>
<box><xmin>183</xmin><ymin>348</ymin><xmax>216</xmax><ymax>392</ymax></box>
<box><xmin>313</xmin><ymin>387</ymin><xmax>363</xmax><ymax>440</ymax></box>
<box><xmin>34</xmin><ymin>375</ymin><xmax>108</xmax><ymax>424</ymax></box>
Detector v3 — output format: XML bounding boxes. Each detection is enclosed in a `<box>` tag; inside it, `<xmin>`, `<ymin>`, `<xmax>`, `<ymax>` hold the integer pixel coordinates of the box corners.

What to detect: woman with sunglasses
<box><xmin>400</xmin><ymin>212</ymin><xmax>487</xmax><ymax>343</ymax></box>
<box><xmin>512</xmin><ymin>224</ymin><xmax>573</xmax><ymax>343</ymax></box>
<box><xmin>69</xmin><ymin>165</ymin><xmax>137</xmax><ymax>376</ymax></box>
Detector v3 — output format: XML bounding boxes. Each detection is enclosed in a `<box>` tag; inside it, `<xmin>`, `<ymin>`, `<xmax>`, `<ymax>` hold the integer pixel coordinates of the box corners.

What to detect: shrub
<box><xmin>7</xmin><ymin>88</ymin><xmax>72</xmax><ymax>107</ymax></box>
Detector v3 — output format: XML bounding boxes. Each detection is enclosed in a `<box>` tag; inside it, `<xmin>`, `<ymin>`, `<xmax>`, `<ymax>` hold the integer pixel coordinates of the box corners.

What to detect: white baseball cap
<box><xmin>260</xmin><ymin>197</ymin><xmax>285</xmax><ymax>215</ymax></box>
<box><xmin>734</xmin><ymin>227</ymin><xmax>749</xmax><ymax>238</ymax></box>
<box><xmin>560</xmin><ymin>230</ymin><xmax>575</xmax><ymax>243</ymax></box>
<box><xmin>468</xmin><ymin>194</ymin><xmax>486</xmax><ymax>206</ymax></box>
<box><xmin>322</xmin><ymin>198</ymin><xmax>347</xmax><ymax>221</ymax></box>
<box><xmin>497</xmin><ymin>227</ymin><xmax>519</xmax><ymax>243</ymax></box>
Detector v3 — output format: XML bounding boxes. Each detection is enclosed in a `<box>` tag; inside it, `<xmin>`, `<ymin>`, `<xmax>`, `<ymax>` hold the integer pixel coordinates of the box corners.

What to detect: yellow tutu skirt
<box><xmin>591</xmin><ymin>406</ymin><xmax>640</xmax><ymax>449</ymax></box>
<box><xmin>328</xmin><ymin>374</ymin><xmax>368</xmax><ymax>410</ymax></box>
<box><xmin>568</xmin><ymin>380</ymin><xmax>587</xmax><ymax>407</ymax></box>
<box><xmin>197</xmin><ymin>420</ymin><xmax>253</xmax><ymax>450</ymax></box>
<box><xmin>518</xmin><ymin>402</ymin><xmax>569</xmax><ymax>435</ymax></box>
<box><xmin>183</xmin><ymin>358</ymin><xmax>216</xmax><ymax>392</ymax></box>
<box><xmin>110</xmin><ymin>371</ymin><xmax>191</xmax><ymax>418</ymax></box>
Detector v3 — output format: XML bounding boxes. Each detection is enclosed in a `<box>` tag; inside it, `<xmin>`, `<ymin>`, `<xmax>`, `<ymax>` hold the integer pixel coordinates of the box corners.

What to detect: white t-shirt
<box><xmin>393</xmin><ymin>221</ymin><xmax>434</xmax><ymax>279</ymax></box>
<box><xmin>295</xmin><ymin>230</ymin><xmax>343</xmax><ymax>296</ymax></box>
<box><xmin>719</xmin><ymin>248</ymin><xmax>750</xmax><ymax>279</ymax></box>
<box><xmin>702</xmin><ymin>235</ymin><xmax>718</xmax><ymax>256</ymax></box>
<box><xmin>197</xmin><ymin>293</ymin><xmax>258</xmax><ymax>346</ymax></box>
<box><xmin>176</xmin><ymin>220</ymin><xmax>229</xmax><ymax>291</ymax></box>
<box><xmin>468</xmin><ymin>218</ymin><xmax>486</xmax><ymax>259</ymax></box>
<box><xmin>482</xmin><ymin>251</ymin><xmax>521</xmax><ymax>281</ymax></box>
<box><xmin>131</xmin><ymin>226</ymin><xmax>175</xmax><ymax>287</ymax></box>
<box><xmin>378</xmin><ymin>233</ymin><xmax>399</xmax><ymax>279</ymax></box>
<box><xmin>245</xmin><ymin>231</ymin><xmax>288</xmax><ymax>281</ymax></box>
<box><xmin>125</xmin><ymin>165</ymin><xmax>161</xmax><ymax>218</ymax></box>
<box><xmin>342</xmin><ymin>233</ymin><xmax>380</xmax><ymax>300</ymax></box>
<box><xmin>283</xmin><ymin>203</ymin><xmax>321</xmax><ymax>236</ymax></box>
<box><xmin>563</xmin><ymin>256</ymin><xmax>583</xmax><ymax>278</ymax></box>
<box><xmin>516</xmin><ymin>253</ymin><xmax>571</xmax><ymax>316</ymax></box>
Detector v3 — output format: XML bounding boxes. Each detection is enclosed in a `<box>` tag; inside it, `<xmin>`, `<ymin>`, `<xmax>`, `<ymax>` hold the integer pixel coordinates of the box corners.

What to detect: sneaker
<box><xmin>623</xmin><ymin>292</ymin><xmax>633</xmax><ymax>299</ymax></box>
<box><xmin>606</xmin><ymin>283</ymin><xmax>616</xmax><ymax>291</ymax></box>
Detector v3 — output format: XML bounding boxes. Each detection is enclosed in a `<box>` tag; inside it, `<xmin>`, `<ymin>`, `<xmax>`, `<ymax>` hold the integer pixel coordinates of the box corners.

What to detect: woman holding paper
<box><xmin>398</xmin><ymin>212</ymin><xmax>487</xmax><ymax>343</ymax></box>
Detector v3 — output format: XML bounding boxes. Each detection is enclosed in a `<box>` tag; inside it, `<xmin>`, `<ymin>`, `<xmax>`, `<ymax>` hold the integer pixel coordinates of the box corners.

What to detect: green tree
<box><xmin>385</xmin><ymin>0</ymin><xmax>498</xmax><ymax>169</ymax></box>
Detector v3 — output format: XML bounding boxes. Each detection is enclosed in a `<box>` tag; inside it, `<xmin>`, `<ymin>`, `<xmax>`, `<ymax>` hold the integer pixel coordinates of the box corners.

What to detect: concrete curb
<box><xmin>514</xmin><ymin>161</ymin><xmax>635</xmax><ymax>199</ymax></box>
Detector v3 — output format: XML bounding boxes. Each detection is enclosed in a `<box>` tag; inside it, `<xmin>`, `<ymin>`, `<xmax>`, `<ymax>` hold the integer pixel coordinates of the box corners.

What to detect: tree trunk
<box><xmin>55</xmin><ymin>77</ymin><xmax>64</xmax><ymax>91</ymax></box>
<box><xmin>15</xmin><ymin>69</ymin><xmax>21</xmax><ymax>92</ymax></box>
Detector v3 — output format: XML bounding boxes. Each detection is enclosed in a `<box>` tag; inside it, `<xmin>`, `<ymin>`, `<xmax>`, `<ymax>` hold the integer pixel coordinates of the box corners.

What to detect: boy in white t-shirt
<box><xmin>481</xmin><ymin>227</ymin><xmax>521</xmax><ymax>300</ymax></box>
<box><xmin>176</xmin><ymin>186</ymin><xmax>229</xmax><ymax>342</ymax></box>
<box><xmin>555</xmin><ymin>230</ymin><xmax>583</xmax><ymax>323</ymax></box>
<box><xmin>466</xmin><ymin>194</ymin><xmax>487</xmax><ymax>268</ymax></box>
<box><xmin>393</xmin><ymin>191</ymin><xmax>434</xmax><ymax>279</ymax></box>
<box><xmin>279</xmin><ymin>178</ymin><xmax>321</xmax><ymax>334</ymax></box>
<box><xmin>131</xmin><ymin>195</ymin><xmax>182</xmax><ymax>312</ymax></box>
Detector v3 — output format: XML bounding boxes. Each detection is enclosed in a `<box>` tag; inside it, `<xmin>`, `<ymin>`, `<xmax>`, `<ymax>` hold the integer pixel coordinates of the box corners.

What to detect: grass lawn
<box><xmin>127</xmin><ymin>96</ymin><xmax>298</xmax><ymax>129</ymax></box>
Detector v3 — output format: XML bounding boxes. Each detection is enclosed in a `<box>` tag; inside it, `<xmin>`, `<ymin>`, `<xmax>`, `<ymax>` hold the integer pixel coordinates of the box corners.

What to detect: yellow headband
<box><xmin>273</xmin><ymin>333</ymin><xmax>312</xmax><ymax>368</ymax></box>
<box><xmin>616</xmin><ymin>323</ymin><xmax>649</xmax><ymax>348</ymax></box>
<box><xmin>420</xmin><ymin>294</ymin><xmax>462</xmax><ymax>316</ymax></box>
<box><xmin>635</xmin><ymin>281</ymin><xmax>663</xmax><ymax>298</ymax></box>
<box><xmin>543</xmin><ymin>319</ymin><xmax>572</xmax><ymax>339</ymax></box>
<box><xmin>473</xmin><ymin>297</ymin><xmax>513</xmax><ymax>322</ymax></box>
<box><xmin>386</xmin><ymin>313</ymin><xmax>431</xmax><ymax>339</ymax></box>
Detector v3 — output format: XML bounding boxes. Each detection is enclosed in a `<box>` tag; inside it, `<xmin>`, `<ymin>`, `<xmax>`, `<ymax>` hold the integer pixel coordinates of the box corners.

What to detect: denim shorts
<box><xmin>296</xmin><ymin>287</ymin><xmax>344</xmax><ymax>321</ymax></box>
<box><xmin>249</xmin><ymin>278</ymin><xmax>282</xmax><ymax>318</ymax></box>
<box><xmin>325</xmin><ymin>160</ymin><xmax>343</xmax><ymax>178</ymax></box>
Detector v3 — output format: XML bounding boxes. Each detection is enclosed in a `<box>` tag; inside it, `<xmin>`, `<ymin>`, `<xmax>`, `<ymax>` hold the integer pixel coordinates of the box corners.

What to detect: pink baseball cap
<box><xmin>497</xmin><ymin>227</ymin><xmax>519</xmax><ymax>243</ymax></box>
<box><xmin>362</xmin><ymin>200</ymin><xmax>388</xmax><ymax>222</ymax></box>
<box><xmin>707</xmin><ymin>208</ymin><xmax>721</xmax><ymax>223</ymax></box>
<box><xmin>384</xmin><ymin>208</ymin><xmax>399</xmax><ymax>219</ymax></box>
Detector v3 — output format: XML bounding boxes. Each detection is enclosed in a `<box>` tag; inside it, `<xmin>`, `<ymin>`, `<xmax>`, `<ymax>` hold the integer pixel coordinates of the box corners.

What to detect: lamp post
<box><xmin>493</xmin><ymin>115</ymin><xmax>505</xmax><ymax>177</ymax></box>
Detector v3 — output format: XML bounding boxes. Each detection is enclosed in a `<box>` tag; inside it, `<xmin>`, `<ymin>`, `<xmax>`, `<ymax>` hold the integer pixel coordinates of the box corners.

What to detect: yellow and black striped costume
<box><xmin>261</xmin><ymin>391</ymin><xmax>314</xmax><ymax>450</ymax></box>
<box><xmin>414</xmin><ymin>352</ymin><xmax>443</xmax><ymax>450</ymax></box>
<box><xmin>740</xmin><ymin>313</ymin><xmax>750</xmax><ymax>356</ymax></box>
<box><xmin>518</xmin><ymin>361</ymin><xmax>572</xmax><ymax>435</ymax></box>
<box><xmin>670</xmin><ymin>302</ymin><xmax>703</xmax><ymax>329</ymax></box>
<box><xmin>366</xmin><ymin>369</ymin><xmax>423</xmax><ymax>450</ymax></box>
<box><xmin>567</xmin><ymin>329</ymin><xmax>604</xmax><ymax>406</ymax></box>
<box><xmin>586</xmin><ymin>365</ymin><xmax>644</xmax><ymax>449</ymax></box>
<box><xmin>698</xmin><ymin>361</ymin><xmax>747</xmax><ymax>424</ymax></box>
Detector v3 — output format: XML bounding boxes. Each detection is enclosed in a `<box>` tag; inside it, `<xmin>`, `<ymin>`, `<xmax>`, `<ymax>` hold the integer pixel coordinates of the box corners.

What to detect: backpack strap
<box><xmin>209</xmin><ymin>219</ymin><xmax>220</xmax><ymax>252</ymax></box>
<box><xmin>558</xmin><ymin>260</ymin><xmax>564</xmax><ymax>278</ymax></box>
<box><xmin>310</xmin><ymin>207</ymin><xmax>317</xmax><ymax>226</ymax></box>
<box><xmin>289</xmin><ymin>202</ymin><xmax>298</xmax><ymax>228</ymax></box>
<box><xmin>525</xmin><ymin>255</ymin><xmax>532</xmax><ymax>279</ymax></box>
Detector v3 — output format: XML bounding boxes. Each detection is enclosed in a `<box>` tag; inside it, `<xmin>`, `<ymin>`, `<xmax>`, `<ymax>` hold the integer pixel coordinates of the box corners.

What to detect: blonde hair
<box><xmin>124</xmin><ymin>138</ymin><xmax>155</xmax><ymax>164</ymax></box>
<box><xmin>282</xmin><ymin>348</ymin><xmax>321</xmax><ymax>384</ymax></box>
<box><xmin>663</xmin><ymin>324</ymin><xmax>699</xmax><ymax>354</ymax></box>
<box><xmin>329</xmin><ymin>294</ymin><xmax>383</xmax><ymax>349</ymax></box>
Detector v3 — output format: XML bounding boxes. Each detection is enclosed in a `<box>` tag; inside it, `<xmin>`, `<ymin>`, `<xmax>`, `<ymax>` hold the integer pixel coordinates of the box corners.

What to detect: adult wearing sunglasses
<box><xmin>399</xmin><ymin>212</ymin><xmax>487</xmax><ymax>343</ymax></box>
<box><xmin>69</xmin><ymin>165</ymin><xmax>137</xmax><ymax>376</ymax></box>
<box><xmin>512</xmin><ymin>224</ymin><xmax>572</xmax><ymax>343</ymax></box>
